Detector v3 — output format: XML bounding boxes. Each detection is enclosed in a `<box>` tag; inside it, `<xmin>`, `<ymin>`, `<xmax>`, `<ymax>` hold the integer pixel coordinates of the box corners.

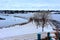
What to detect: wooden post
<box><xmin>47</xmin><ymin>32</ymin><xmax>52</xmax><ymax>40</ymax></box>
<box><xmin>37</xmin><ymin>33</ymin><xmax>41</xmax><ymax>40</ymax></box>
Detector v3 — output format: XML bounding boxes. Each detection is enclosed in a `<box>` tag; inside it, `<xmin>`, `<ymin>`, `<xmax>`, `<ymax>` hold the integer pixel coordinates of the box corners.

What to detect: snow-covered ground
<box><xmin>0</xmin><ymin>13</ymin><xmax>60</xmax><ymax>39</ymax></box>
<box><xmin>0</xmin><ymin>13</ymin><xmax>34</xmax><ymax>28</ymax></box>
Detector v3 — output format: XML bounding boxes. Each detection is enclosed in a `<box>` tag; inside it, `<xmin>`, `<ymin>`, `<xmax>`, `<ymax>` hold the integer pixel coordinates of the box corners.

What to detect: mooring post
<box><xmin>47</xmin><ymin>32</ymin><xmax>52</xmax><ymax>40</ymax></box>
<box><xmin>37</xmin><ymin>33</ymin><xmax>41</xmax><ymax>40</ymax></box>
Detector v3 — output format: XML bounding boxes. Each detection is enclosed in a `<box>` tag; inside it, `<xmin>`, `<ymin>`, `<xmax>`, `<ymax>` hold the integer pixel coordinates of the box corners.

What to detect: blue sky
<box><xmin>0</xmin><ymin>0</ymin><xmax>60</xmax><ymax>10</ymax></box>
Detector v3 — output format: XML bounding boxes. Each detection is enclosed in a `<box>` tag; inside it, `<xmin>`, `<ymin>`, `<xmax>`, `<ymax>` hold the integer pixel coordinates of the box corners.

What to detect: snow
<box><xmin>0</xmin><ymin>15</ymin><xmax>28</xmax><ymax>28</ymax></box>
<box><xmin>0</xmin><ymin>22</ymin><xmax>54</xmax><ymax>39</ymax></box>
<box><xmin>0</xmin><ymin>13</ymin><xmax>60</xmax><ymax>39</ymax></box>
<box><xmin>0</xmin><ymin>13</ymin><xmax>34</xmax><ymax>19</ymax></box>
<box><xmin>51</xmin><ymin>14</ymin><xmax>60</xmax><ymax>21</ymax></box>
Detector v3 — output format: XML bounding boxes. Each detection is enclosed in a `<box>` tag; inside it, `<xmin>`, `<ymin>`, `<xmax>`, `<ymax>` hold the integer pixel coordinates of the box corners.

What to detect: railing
<box><xmin>37</xmin><ymin>32</ymin><xmax>60</xmax><ymax>40</ymax></box>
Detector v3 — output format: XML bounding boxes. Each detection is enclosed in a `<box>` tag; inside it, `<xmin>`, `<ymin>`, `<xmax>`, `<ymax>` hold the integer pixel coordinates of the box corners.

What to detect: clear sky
<box><xmin>0</xmin><ymin>0</ymin><xmax>60</xmax><ymax>10</ymax></box>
